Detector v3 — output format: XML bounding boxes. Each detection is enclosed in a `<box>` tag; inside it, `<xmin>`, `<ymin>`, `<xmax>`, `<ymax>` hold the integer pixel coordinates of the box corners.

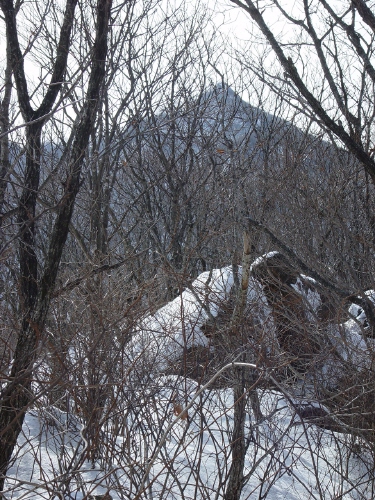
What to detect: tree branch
<box><xmin>230</xmin><ymin>0</ymin><xmax>375</xmax><ymax>185</ymax></box>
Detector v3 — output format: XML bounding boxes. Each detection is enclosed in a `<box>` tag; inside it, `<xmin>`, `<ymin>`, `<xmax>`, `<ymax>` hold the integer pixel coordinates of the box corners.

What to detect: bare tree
<box><xmin>0</xmin><ymin>0</ymin><xmax>112</xmax><ymax>490</ymax></box>
<box><xmin>229</xmin><ymin>0</ymin><xmax>375</xmax><ymax>185</ymax></box>
<box><xmin>3</xmin><ymin>0</ymin><xmax>375</xmax><ymax>496</ymax></box>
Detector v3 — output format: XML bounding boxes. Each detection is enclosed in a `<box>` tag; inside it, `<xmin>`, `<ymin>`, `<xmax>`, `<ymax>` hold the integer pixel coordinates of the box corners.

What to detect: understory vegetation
<box><xmin>1</xmin><ymin>0</ymin><xmax>375</xmax><ymax>498</ymax></box>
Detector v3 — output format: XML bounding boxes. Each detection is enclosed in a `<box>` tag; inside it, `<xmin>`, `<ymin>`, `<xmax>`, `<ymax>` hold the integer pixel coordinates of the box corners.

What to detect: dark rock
<box><xmin>252</xmin><ymin>252</ymin><xmax>322</xmax><ymax>371</ymax></box>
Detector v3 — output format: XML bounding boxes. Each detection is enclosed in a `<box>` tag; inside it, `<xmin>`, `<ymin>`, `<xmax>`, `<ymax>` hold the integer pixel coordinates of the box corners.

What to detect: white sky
<box><xmin>2</xmin><ymin>0</ymin><xmax>367</xmax><ymax>129</ymax></box>
<box><xmin>210</xmin><ymin>1</ymin><xmax>254</xmax><ymax>40</ymax></box>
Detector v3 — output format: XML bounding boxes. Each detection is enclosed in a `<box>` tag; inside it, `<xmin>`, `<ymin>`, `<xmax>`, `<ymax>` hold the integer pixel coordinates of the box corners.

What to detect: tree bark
<box><xmin>224</xmin><ymin>375</ymin><xmax>247</xmax><ymax>500</ymax></box>
<box><xmin>0</xmin><ymin>38</ymin><xmax>12</xmax><ymax>221</ymax></box>
<box><xmin>0</xmin><ymin>0</ymin><xmax>112</xmax><ymax>491</ymax></box>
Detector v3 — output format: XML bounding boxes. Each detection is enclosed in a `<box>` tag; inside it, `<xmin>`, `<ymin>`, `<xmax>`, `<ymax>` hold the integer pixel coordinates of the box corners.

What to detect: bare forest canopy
<box><xmin>1</xmin><ymin>0</ymin><xmax>375</xmax><ymax>498</ymax></box>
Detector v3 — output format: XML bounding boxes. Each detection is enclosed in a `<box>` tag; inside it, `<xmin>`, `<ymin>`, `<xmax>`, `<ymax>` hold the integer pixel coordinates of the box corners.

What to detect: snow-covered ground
<box><xmin>5</xmin><ymin>385</ymin><xmax>374</xmax><ymax>499</ymax></box>
<box><xmin>4</xmin><ymin>255</ymin><xmax>375</xmax><ymax>499</ymax></box>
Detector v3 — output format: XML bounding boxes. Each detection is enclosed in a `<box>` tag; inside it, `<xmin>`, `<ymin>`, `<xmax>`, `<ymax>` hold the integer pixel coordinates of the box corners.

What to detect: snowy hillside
<box><xmin>5</xmin><ymin>253</ymin><xmax>375</xmax><ymax>499</ymax></box>
<box><xmin>6</xmin><ymin>387</ymin><xmax>374</xmax><ymax>499</ymax></box>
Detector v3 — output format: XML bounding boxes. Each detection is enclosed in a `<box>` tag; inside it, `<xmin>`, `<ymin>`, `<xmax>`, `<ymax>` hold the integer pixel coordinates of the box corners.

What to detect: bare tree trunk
<box><xmin>231</xmin><ymin>231</ymin><xmax>252</xmax><ymax>327</ymax></box>
<box><xmin>0</xmin><ymin>38</ymin><xmax>12</xmax><ymax>221</ymax></box>
<box><xmin>0</xmin><ymin>0</ymin><xmax>112</xmax><ymax>491</ymax></box>
<box><xmin>225</xmin><ymin>231</ymin><xmax>261</xmax><ymax>500</ymax></box>
<box><xmin>224</xmin><ymin>370</ymin><xmax>247</xmax><ymax>500</ymax></box>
